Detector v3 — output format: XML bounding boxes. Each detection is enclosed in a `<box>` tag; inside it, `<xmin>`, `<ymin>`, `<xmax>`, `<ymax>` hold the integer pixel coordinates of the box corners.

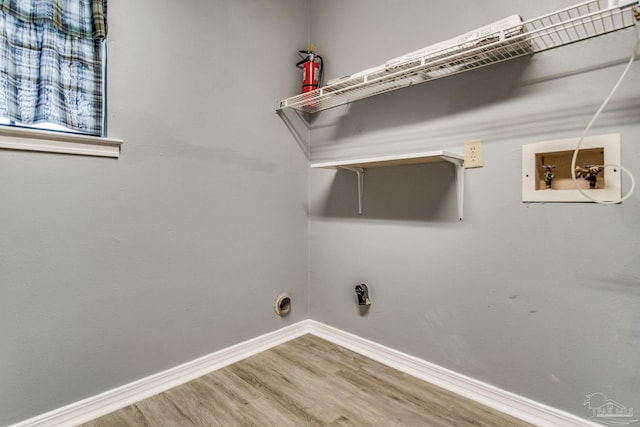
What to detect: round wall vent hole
<box><xmin>275</xmin><ymin>293</ymin><xmax>291</xmax><ymax>316</ymax></box>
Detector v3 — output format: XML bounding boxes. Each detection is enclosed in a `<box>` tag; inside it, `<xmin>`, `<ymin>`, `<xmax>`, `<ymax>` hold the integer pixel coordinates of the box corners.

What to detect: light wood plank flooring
<box><xmin>82</xmin><ymin>335</ymin><xmax>532</xmax><ymax>426</ymax></box>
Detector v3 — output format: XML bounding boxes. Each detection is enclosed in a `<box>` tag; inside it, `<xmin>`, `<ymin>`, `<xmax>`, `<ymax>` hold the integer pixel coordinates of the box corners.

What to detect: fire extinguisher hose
<box><xmin>316</xmin><ymin>55</ymin><xmax>324</xmax><ymax>87</ymax></box>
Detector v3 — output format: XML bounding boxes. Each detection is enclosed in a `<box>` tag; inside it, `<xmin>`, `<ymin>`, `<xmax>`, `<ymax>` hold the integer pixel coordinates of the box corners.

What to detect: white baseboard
<box><xmin>306</xmin><ymin>320</ymin><xmax>599</xmax><ymax>427</ymax></box>
<box><xmin>12</xmin><ymin>319</ymin><xmax>598</xmax><ymax>427</ymax></box>
<box><xmin>11</xmin><ymin>321</ymin><xmax>314</xmax><ymax>427</ymax></box>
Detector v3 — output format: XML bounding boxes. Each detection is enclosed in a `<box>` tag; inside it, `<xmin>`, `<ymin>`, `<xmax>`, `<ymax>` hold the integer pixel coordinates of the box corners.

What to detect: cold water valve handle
<box><xmin>355</xmin><ymin>284</ymin><xmax>371</xmax><ymax>306</ymax></box>
<box><xmin>543</xmin><ymin>165</ymin><xmax>556</xmax><ymax>188</ymax></box>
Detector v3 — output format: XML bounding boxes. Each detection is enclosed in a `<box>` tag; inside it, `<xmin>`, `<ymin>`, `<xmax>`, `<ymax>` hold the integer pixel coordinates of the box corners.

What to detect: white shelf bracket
<box><xmin>340</xmin><ymin>166</ymin><xmax>365</xmax><ymax>214</ymax></box>
<box><xmin>442</xmin><ymin>157</ymin><xmax>464</xmax><ymax>221</ymax></box>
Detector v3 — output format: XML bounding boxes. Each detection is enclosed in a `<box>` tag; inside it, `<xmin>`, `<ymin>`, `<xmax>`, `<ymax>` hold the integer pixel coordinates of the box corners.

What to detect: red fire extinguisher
<box><xmin>296</xmin><ymin>44</ymin><xmax>323</xmax><ymax>94</ymax></box>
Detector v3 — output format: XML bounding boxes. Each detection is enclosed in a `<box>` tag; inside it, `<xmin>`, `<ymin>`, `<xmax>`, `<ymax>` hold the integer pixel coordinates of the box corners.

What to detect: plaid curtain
<box><xmin>0</xmin><ymin>0</ymin><xmax>107</xmax><ymax>136</ymax></box>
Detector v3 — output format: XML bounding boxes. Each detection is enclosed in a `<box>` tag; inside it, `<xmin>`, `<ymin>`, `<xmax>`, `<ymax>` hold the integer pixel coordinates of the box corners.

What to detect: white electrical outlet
<box><xmin>464</xmin><ymin>140</ymin><xmax>483</xmax><ymax>168</ymax></box>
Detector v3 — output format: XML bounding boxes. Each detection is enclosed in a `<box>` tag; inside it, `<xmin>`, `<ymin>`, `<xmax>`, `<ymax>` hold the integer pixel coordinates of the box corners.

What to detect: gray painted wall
<box><xmin>0</xmin><ymin>1</ymin><xmax>309</xmax><ymax>424</ymax></box>
<box><xmin>308</xmin><ymin>0</ymin><xmax>640</xmax><ymax>420</ymax></box>
<box><xmin>2</xmin><ymin>0</ymin><xmax>639</xmax><ymax>424</ymax></box>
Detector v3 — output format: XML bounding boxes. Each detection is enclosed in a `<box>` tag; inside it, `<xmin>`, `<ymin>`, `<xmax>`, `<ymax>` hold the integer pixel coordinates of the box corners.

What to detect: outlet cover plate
<box><xmin>464</xmin><ymin>140</ymin><xmax>483</xmax><ymax>168</ymax></box>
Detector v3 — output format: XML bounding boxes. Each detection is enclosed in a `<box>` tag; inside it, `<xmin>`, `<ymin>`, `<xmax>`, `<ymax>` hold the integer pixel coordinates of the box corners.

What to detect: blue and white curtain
<box><xmin>0</xmin><ymin>0</ymin><xmax>107</xmax><ymax>136</ymax></box>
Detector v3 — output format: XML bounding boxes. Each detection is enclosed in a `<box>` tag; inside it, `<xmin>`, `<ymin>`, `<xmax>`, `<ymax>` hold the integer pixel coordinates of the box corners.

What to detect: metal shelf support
<box><xmin>442</xmin><ymin>157</ymin><xmax>465</xmax><ymax>221</ymax></box>
<box><xmin>341</xmin><ymin>166</ymin><xmax>365</xmax><ymax>214</ymax></box>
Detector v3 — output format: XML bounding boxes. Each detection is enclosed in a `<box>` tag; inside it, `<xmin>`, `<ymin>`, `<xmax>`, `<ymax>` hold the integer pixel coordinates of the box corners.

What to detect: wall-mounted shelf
<box><xmin>311</xmin><ymin>151</ymin><xmax>464</xmax><ymax>220</ymax></box>
<box><xmin>278</xmin><ymin>0</ymin><xmax>639</xmax><ymax>113</ymax></box>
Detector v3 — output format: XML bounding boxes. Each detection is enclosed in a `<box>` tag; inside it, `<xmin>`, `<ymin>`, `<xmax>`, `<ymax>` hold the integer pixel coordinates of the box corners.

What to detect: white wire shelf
<box><xmin>278</xmin><ymin>0</ymin><xmax>639</xmax><ymax>113</ymax></box>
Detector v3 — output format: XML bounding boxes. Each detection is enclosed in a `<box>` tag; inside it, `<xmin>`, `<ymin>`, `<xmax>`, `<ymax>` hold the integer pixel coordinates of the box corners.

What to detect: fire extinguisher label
<box><xmin>302</xmin><ymin>60</ymin><xmax>320</xmax><ymax>93</ymax></box>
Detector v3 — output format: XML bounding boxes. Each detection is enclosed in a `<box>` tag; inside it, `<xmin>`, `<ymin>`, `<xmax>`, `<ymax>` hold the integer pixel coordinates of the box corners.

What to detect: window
<box><xmin>0</xmin><ymin>0</ymin><xmax>121</xmax><ymax>157</ymax></box>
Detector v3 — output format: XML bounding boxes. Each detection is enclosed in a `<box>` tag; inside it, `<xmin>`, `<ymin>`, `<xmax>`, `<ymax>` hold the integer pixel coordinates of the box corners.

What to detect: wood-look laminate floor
<box><xmin>82</xmin><ymin>335</ymin><xmax>533</xmax><ymax>426</ymax></box>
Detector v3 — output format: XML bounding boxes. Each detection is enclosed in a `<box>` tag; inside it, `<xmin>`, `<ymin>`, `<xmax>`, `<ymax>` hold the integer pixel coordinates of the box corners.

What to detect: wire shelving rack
<box><xmin>278</xmin><ymin>0</ymin><xmax>639</xmax><ymax>113</ymax></box>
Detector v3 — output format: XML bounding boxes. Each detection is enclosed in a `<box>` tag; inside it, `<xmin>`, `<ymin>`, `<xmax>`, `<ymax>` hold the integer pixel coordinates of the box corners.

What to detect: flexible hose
<box><xmin>570</xmin><ymin>27</ymin><xmax>638</xmax><ymax>204</ymax></box>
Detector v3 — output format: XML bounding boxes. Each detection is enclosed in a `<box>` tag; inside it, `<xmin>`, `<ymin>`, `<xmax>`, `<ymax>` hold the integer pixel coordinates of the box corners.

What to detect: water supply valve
<box><xmin>575</xmin><ymin>165</ymin><xmax>604</xmax><ymax>189</ymax></box>
<box><xmin>543</xmin><ymin>165</ymin><xmax>556</xmax><ymax>188</ymax></box>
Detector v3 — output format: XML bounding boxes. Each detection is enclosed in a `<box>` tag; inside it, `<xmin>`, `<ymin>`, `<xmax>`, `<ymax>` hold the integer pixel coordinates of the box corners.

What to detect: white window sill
<box><xmin>0</xmin><ymin>126</ymin><xmax>122</xmax><ymax>158</ymax></box>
